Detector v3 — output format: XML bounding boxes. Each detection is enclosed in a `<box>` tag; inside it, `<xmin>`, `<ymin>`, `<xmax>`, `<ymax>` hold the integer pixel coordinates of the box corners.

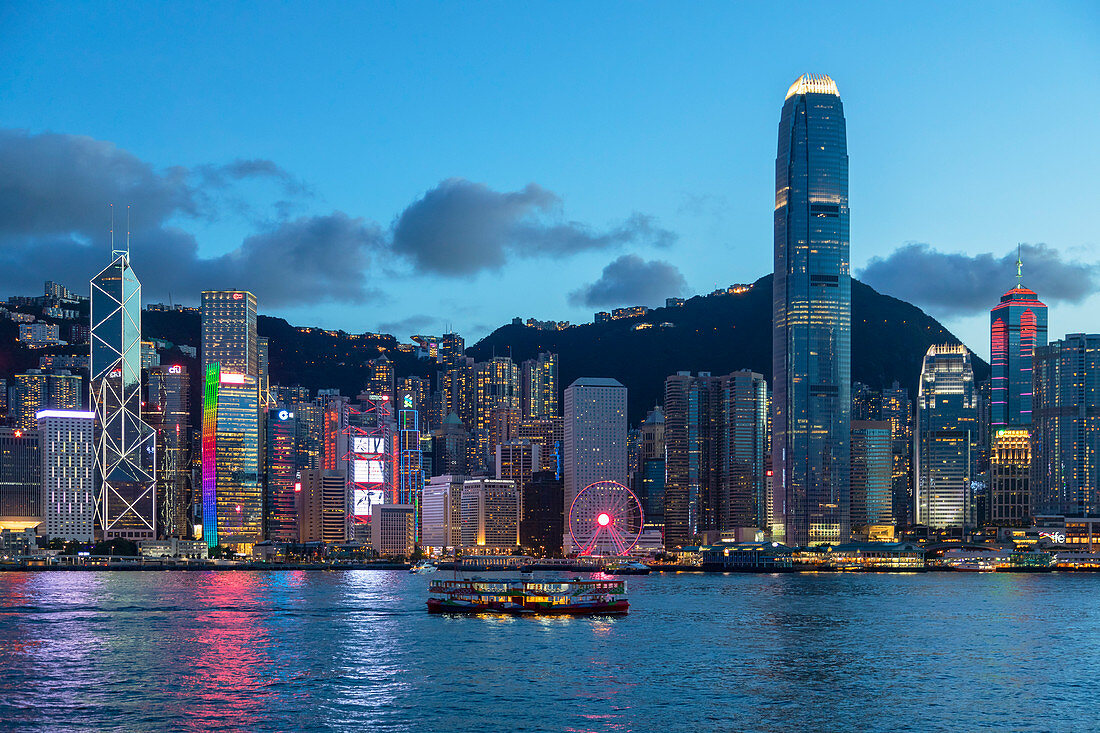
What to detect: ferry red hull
<box><xmin>427</xmin><ymin>598</ymin><xmax>629</xmax><ymax>616</ymax></box>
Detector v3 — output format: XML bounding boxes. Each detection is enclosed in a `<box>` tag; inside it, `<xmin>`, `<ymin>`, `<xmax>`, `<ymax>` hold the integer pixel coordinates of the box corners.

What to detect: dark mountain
<box><xmin>468</xmin><ymin>274</ymin><xmax>988</xmax><ymax>424</ymax></box>
<box><xmin>2</xmin><ymin>274</ymin><xmax>987</xmax><ymax>429</ymax></box>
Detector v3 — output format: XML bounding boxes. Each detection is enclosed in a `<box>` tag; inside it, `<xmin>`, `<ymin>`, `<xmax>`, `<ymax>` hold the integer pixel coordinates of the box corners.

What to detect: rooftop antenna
<box><xmin>1016</xmin><ymin>243</ymin><xmax>1023</xmax><ymax>285</ymax></box>
<box><xmin>109</xmin><ymin>203</ymin><xmax>115</xmax><ymax>251</ymax></box>
<box><xmin>126</xmin><ymin>204</ymin><xmax>131</xmax><ymax>255</ymax></box>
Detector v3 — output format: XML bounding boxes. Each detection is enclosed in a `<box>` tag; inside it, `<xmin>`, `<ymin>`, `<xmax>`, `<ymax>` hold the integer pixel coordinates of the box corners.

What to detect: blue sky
<box><xmin>1</xmin><ymin>1</ymin><xmax>1097</xmax><ymax>357</ymax></box>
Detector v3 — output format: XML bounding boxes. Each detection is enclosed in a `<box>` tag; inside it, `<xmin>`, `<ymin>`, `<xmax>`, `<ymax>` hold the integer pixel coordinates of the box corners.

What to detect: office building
<box><xmin>881</xmin><ymin>382</ymin><xmax>914</xmax><ymax>527</ymax></box>
<box><xmin>298</xmin><ymin>469</ymin><xmax>346</xmax><ymax>543</ymax></box>
<box><xmin>915</xmin><ymin>345</ymin><xmax>979</xmax><ymax>529</ymax></box>
<box><xmin>367</xmin><ymin>354</ymin><xmax>395</xmax><ymax>401</ymax></box>
<box><xmin>432</xmin><ymin>412</ymin><xmax>469</xmax><ymax>476</ymax></box>
<box><xmin>472</xmin><ymin>356</ymin><xmax>521</xmax><ymax>471</ymax></box>
<box><xmin>521</xmin><ymin>470</ymin><xmax>563</xmax><ymax>556</ymax></box>
<box><xmin>91</xmin><ymin>248</ymin><xmax>156</xmax><ymax>540</ymax></box>
<box><xmin>0</xmin><ymin>428</ymin><xmax>41</xmax><ymax>532</ymax></box>
<box><xmin>265</xmin><ymin>407</ymin><xmax>299</xmax><ymax>542</ymax></box>
<box><xmin>772</xmin><ymin>74</ymin><xmax>851</xmax><ymax>546</ymax></box>
<box><xmin>460</xmin><ymin>478</ymin><xmax>520</xmax><ymax>550</ymax></box>
<box><xmin>396</xmin><ymin>405</ymin><xmax>424</xmax><ymax>538</ymax></box>
<box><xmin>421</xmin><ymin>474</ymin><xmax>465</xmax><ymax>550</ymax></box>
<box><xmin>37</xmin><ymin>410</ymin><xmax>95</xmax><ymax>541</ymax></box>
<box><xmin>990</xmin><ymin>428</ymin><xmax>1030</xmax><ymax>527</ymax></box>
<box><xmin>522</xmin><ymin>352</ymin><xmax>559</xmax><ymax>418</ymax></box>
<box><xmin>145</xmin><ymin>364</ymin><xmax>192</xmax><ymax>538</ymax></box>
<box><xmin>515</xmin><ymin>416</ymin><xmax>564</xmax><ymax>475</ymax></box>
<box><xmin>990</xmin><ymin>260</ymin><xmax>1047</xmax><ymax>429</ymax></box>
<box><xmin>9</xmin><ymin>370</ymin><xmax>82</xmax><ymax>432</ymax></box>
<box><xmin>563</xmin><ymin>378</ymin><xmax>627</xmax><ymax>547</ymax></box>
<box><xmin>371</xmin><ymin>503</ymin><xmax>416</xmax><ymax>557</ymax></box>
<box><xmin>850</xmin><ymin>421</ymin><xmax>893</xmax><ymax>529</ymax></box>
<box><xmin>496</xmin><ymin>442</ymin><xmax>540</xmax><ymax>496</ymax></box>
<box><xmin>201</xmin><ymin>290</ymin><xmax>261</xmax><ymax>548</ymax></box>
<box><xmin>1032</xmin><ymin>334</ymin><xmax>1100</xmax><ymax>515</ymax></box>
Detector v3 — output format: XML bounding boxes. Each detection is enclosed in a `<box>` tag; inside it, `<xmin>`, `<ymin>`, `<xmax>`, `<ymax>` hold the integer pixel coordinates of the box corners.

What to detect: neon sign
<box><xmin>168</xmin><ymin>365</ymin><xmax>182</xmax><ymax>374</ymax></box>
<box><xmin>220</xmin><ymin>373</ymin><xmax>246</xmax><ymax>384</ymax></box>
<box><xmin>1039</xmin><ymin>531</ymin><xmax>1066</xmax><ymax>544</ymax></box>
<box><xmin>231</xmin><ymin>293</ymin><xmax>243</xmax><ymax>300</ymax></box>
<box><xmin>277</xmin><ymin>410</ymin><xmax>295</xmax><ymax>421</ymax></box>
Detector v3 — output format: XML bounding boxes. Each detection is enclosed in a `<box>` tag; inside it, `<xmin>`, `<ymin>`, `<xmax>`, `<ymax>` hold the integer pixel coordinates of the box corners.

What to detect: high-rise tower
<box><xmin>201</xmin><ymin>290</ymin><xmax>262</xmax><ymax>548</ymax></box>
<box><xmin>771</xmin><ymin>74</ymin><xmax>851</xmax><ymax>546</ymax></box>
<box><xmin>91</xmin><ymin>247</ymin><xmax>157</xmax><ymax>540</ymax></box>
<box><xmin>990</xmin><ymin>252</ymin><xmax>1048</xmax><ymax>429</ymax></box>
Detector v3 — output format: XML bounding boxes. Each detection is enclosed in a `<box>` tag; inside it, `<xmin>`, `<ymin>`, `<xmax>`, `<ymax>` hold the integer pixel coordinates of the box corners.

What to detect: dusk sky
<box><xmin>2</xmin><ymin>1</ymin><xmax>1097</xmax><ymax>358</ymax></box>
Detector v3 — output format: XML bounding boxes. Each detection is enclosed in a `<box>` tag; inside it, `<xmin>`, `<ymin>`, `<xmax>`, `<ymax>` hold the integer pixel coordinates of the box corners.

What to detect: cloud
<box><xmin>0</xmin><ymin>129</ymin><xmax>379</xmax><ymax>306</ymax></box>
<box><xmin>391</xmin><ymin>178</ymin><xmax>676</xmax><ymax>276</ymax></box>
<box><xmin>378</xmin><ymin>314</ymin><xmax>439</xmax><ymax>336</ymax></box>
<box><xmin>568</xmin><ymin>254</ymin><xmax>689</xmax><ymax>308</ymax></box>
<box><xmin>858</xmin><ymin>243</ymin><xmax>1099</xmax><ymax>316</ymax></box>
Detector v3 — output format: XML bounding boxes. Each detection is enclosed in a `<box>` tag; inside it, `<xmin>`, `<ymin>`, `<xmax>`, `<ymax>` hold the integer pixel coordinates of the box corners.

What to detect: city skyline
<box><xmin>1</xmin><ymin>3</ymin><xmax>1097</xmax><ymax>354</ymax></box>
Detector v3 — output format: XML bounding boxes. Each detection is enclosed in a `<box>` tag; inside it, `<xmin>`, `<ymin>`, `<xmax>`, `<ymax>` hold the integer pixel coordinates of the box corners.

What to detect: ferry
<box><xmin>604</xmin><ymin>560</ymin><xmax>651</xmax><ymax>575</ymax></box>
<box><xmin>427</xmin><ymin>578</ymin><xmax>628</xmax><ymax>615</ymax></box>
<box><xmin>409</xmin><ymin>561</ymin><xmax>438</xmax><ymax>574</ymax></box>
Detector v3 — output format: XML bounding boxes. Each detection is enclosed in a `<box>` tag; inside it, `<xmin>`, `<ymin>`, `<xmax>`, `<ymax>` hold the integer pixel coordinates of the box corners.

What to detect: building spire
<box><xmin>1016</xmin><ymin>243</ymin><xmax>1024</xmax><ymax>286</ymax></box>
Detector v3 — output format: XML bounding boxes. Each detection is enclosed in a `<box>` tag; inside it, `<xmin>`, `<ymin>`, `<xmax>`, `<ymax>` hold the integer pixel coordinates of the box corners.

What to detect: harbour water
<box><xmin>0</xmin><ymin>570</ymin><xmax>1095</xmax><ymax>732</ymax></box>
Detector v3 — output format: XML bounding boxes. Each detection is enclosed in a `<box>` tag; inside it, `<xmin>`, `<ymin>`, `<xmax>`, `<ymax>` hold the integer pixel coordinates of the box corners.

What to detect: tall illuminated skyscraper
<box><xmin>201</xmin><ymin>291</ymin><xmax>261</xmax><ymax>548</ymax></box>
<box><xmin>771</xmin><ymin>74</ymin><xmax>851</xmax><ymax>545</ymax></box>
<box><xmin>91</xmin><ymin>247</ymin><xmax>157</xmax><ymax>540</ymax></box>
<box><xmin>915</xmin><ymin>345</ymin><xmax>979</xmax><ymax>529</ymax></box>
<box><xmin>990</xmin><ymin>255</ymin><xmax>1047</xmax><ymax>429</ymax></box>
<box><xmin>145</xmin><ymin>364</ymin><xmax>192</xmax><ymax>538</ymax></box>
<box><xmin>522</xmin><ymin>352</ymin><xmax>559</xmax><ymax>418</ymax></box>
<box><xmin>1031</xmin><ymin>334</ymin><xmax>1100</xmax><ymax>515</ymax></box>
<box><xmin>563</xmin><ymin>378</ymin><xmax>627</xmax><ymax>551</ymax></box>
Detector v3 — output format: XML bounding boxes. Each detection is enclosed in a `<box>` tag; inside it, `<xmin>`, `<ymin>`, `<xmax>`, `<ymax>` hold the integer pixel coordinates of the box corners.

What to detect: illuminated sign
<box><xmin>403</xmin><ymin>395</ymin><xmax>413</xmax><ymax>408</ymax></box>
<box><xmin>220</xmin><ymin>373</ymin><xmax>246</xmax><ymax>384</ymax></box>
<box><xmin>232</xmin><ymin>293</ymin><xmax>243</xmax><ymax>300</ymax></box>
<box><xmin>353</xmin><ymin>459</ymin><xmax>384</xmax><ymax>483</ymax></box>
<box><xmin>352</xmin><ymin>436</ymin><xmax>384</xmax><ymax>454</ymax></box>
<box><xmin>35</xmin><ymin>410</ymin><xmax>95</xmax><ymax>420</ymax></box>
<box><xmin>168</xmin><ymin>365</ymin><xmax>182</xmax><ymax>374</ymax></box>
<box><xmin>108</xmin><ymin>369</ymin><xmax>122</xmax><ymax>378</ymax></box>
<box><xmin>353</xmin><ymin>488</ymin><xmax>385</xmax><ymax>516</ymax></box>
<box><xmin>1039</xmin><ymin>531</ymin><xmax>1066</xmax><ymax>544</ymax></box>
<box><xmin>277</xmin><ymin>410</ymin><xmax>295</xmax><ymax>421</ymax></box>
<box><xmin>368</xmin><ymin>394</ymin><xmax>389</xmax><ymax>401</ymax></box>
<box><xmin>294</xmin><ymin>482</ymin><xmax>301</xmax><ymax>493</ymax></box>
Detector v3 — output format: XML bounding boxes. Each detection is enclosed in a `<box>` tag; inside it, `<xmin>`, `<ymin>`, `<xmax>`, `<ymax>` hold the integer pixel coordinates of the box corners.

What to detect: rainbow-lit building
<box><xmin>201</xmin><ymin>291</ymin><xmax>262</xmax><ymax>549</ymax></box>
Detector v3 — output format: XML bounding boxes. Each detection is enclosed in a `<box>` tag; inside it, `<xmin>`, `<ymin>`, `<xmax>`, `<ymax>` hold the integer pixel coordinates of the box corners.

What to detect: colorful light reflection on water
<box><xmin>1</xmin><ymin>571</ymin><xmax>1099</xmax><ymax>731</ymax></box>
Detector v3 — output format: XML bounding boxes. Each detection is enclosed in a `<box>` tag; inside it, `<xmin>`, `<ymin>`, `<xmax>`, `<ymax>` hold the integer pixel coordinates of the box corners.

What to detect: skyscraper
<box><xmin>201</xmin><ymin>290</ymin><xmax>261</xmax><ymax>549</ymax></box>
<box><xmin>91</xmin><ymin>248</ymin><xmax>156</xmax><ymax>540</ymax></box>
<box><xmin>0</xmin><ymin>427</ymin><xmax>41</xmax><ymax>533</ymax></box>
<box><xmin>850</xmin><ymin>420</ymin><xmax>893</xmax><ymax>529</ymax></box>
<box><xmin>265</xmin><ymin>406</ymin><xmax>299</xmax><ymax>542</ymax></box>
<box><xmin>37</xmin><ymin>410</ymin><xmax>95</xmax><ymax>541</ymax></box>
<box><xmin>915</xmin><ymin>345</ymin><xmax>979</xmax><ymax>529</ymax></box>
<box><xmin>472</xmin><ymin>356</ymin><xmax>521</xmax><ymax>471</ymax></box>
<box><xmin>1031</xmin><ymin>334</ymin><xmax>1100</xmax><ymax>516</ymax></box>
<box><xmin>772</xmin><ymin>74</ymin><xmax>851</xmax><ymax>546</ymax></box>
<box><xmin>563</xmin><ymin>378</ymin><xmax>627</xmax><ymax>550</ymax></box>
<box><xmin>522</xmin><ymin>352</ymin><xmax>559</xmax><ymax>419</ymax></box>
<box><xmin>10</xmin><ymin>370</ymin><xmax>82</xmax><ymax>432</ymax></box>
<box><xmin>145</xmin><ymin>364</ymin><xmax>192</xmax><ymax>538</ymax></box>
<box><xmin>990</xmin><ymin>427</ymin><xmax>1030</xmax><ymax>527</ymax></box>
<box><xmin>990</xmin><ymin>256</ymin><xmax>1048</xmax><ymax>429</ymax></box>
<box><xmin>881</xmin><ymin>382</ymin><xmax>914</xmax><ymax>527</ymax></box>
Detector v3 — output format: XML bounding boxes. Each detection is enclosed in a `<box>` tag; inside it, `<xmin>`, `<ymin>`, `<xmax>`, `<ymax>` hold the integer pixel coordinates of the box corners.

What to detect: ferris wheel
<box><xmin>568</xmin><ymin>480</ymin><xmax>644</xmax><ymax>556</ymax></box>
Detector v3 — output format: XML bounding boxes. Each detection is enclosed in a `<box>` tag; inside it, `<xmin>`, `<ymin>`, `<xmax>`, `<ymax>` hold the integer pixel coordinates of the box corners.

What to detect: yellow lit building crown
<box><xmin>785</xmin><ymin>74</ymin><xmax>840</xmax><ymax>100</ymax></box>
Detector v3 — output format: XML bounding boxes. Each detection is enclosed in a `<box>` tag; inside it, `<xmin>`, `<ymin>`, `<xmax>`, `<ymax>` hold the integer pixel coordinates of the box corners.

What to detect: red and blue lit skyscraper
<box><xmin>990</xmin><ymin>255</ymin><xmax>1047</xmax><ymax>429</ymax></box>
